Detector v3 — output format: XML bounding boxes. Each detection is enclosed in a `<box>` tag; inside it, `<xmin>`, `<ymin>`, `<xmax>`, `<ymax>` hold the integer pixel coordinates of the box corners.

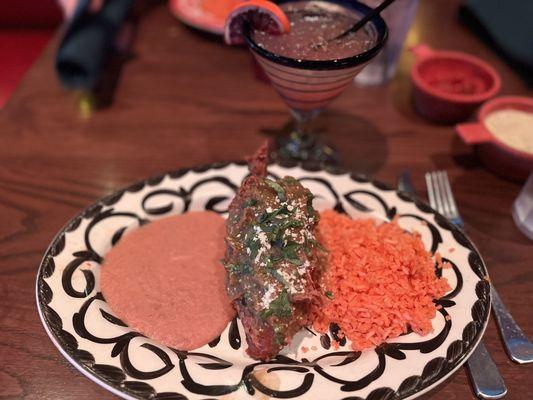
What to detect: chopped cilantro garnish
<box><xmin>269</xmin><ymin>269</ymin><xmax>289</xmax><ymax>286</ymax></box>
<box><xmin>275</xmin><ymin>331</ymin><xmax>285</xmax><ymax>346</ymax></box>
<box><xmin>266</xmin><ymin>179</ymin><xmax>286</xmax><ymax>202</ymax></box>
<box><xmin>259</xmin><ymin>209</ymin><xmax>302</xmax><ymax>243</ymax></box>
<box><xmin>273</xmin><ymin>325</ymin><xmax>286</xmax><ymax>346</ymax></box>
<box><xmin>325</xmin><ymin>291</ymin><xmax>334</xmax><ymax>299</ymax></box>
<box><xmin>306</xmin><ymin>194</ymin><xmax>315</xmax><ymax>215</ymax></box>
<box><xmin>258</xmin><ymin>204</ymin><xmax>288</xmax><ymax>224</ymax></box>
<box><xmin>243</xmin><ymin>198</ymin><xmax>258</xmax><ymax>208</ymax></box>
<box><xmin>286</xmin><ymin>257</ymin><xmax>304</xmax><ymax>266</ymax></box>
<box><xmin>263</xmin><ymin>258</ymin><xmax>274</xmax><ymax>270</ymax></box>
<box><xmin>260</xmin><ymin>289</ymin><xmax>292</xmax><ymax>319</ymax></box>
<box><xmin>282</xmin><ymin>242</ymin><xmax>301</xmax><ymax>255</ymax></box>
<box><xmin>270</xmin><ymin>252</ymin><xmax>283</xmax><ymax>262</ymax></box>
<box><xmin>245</xmin><ymin>232</ymin><xmax>261</xmax><ymax>259</ymax></box>
<box><xmin>283</xmin><ymin>176</ymin><xmax>298</xmax><ymax>186</ymax></box>
<box><xmin>224</xmin><ymin>263</ymin><xmax>251</xmax><ymax>274</ymax></box>
<box><xmin>279</xmin><ymin>220</ymin><xmax>304</xmax><ymax>230</ymax></box>
<box><xmin>282</xmin><ymin>242</ymin><xmax>303</xmax><ymax>265</ymax></box>
<box><xmin>307</xmin><ymin>238</ymin><xmax>327</xmax><ymax>252</ymax></box>
<box><xmin>303</xmin><ymin>241</ymin><xmax>312</xmax><ymax>256</ymax></box>
<box><xmin>264</xmin><ymin>224</ymin><xmax>282</xmax><ymax>243</ymax></box>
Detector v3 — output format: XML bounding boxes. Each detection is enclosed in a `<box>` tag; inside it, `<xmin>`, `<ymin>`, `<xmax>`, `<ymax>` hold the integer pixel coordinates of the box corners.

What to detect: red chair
<box><xmin>0</xmin><ymin>0</ymin><xmax>63</xmax><ymax>108</ymax></box>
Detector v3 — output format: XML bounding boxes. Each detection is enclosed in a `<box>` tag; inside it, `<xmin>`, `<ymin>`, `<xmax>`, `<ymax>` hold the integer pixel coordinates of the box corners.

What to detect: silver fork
<box><xmin>426</xmin><ymin>171</ymin><xmax>533</xmax><ymax>364</ymax></box>
<box><xmin>424</xmin><ymin>171</ymin><xmax>508</xmax><ymax>400</ymax></box>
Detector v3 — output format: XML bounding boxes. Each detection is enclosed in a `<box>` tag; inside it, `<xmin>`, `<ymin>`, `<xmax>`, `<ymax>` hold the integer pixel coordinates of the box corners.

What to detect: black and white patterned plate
<box><xmin>36</xmin><ymin>162</ymin><xmax>490</xmax><ymax>400</ymax></box>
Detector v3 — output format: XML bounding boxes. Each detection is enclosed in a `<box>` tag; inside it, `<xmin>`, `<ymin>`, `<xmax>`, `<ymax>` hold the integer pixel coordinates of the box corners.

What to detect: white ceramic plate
<box><xmin>36</xmin><ymin>162</ymin><xmax>490</xmax><ymax>400</ymax></box>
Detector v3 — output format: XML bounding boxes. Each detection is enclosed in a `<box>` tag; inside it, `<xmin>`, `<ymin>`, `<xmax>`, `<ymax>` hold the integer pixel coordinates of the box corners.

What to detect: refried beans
<box><xmin>100</xmin><ymin>211</ymin><xmax>235</xmax><ymax>350</ymax></box>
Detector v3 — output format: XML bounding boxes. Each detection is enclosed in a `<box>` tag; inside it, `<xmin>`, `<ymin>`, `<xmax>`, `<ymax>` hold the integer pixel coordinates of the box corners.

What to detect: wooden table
<box><xmin>1</xmin><ymin>0</ymin><xmax>531</xmax><ymax>399</ymax></box>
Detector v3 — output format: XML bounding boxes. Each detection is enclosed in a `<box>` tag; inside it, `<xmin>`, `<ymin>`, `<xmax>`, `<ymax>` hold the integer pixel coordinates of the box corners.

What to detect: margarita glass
<box><xmin>245</xmin><ymin>0</ymin><xmax>388</xmax><ymax>165</ymax></box>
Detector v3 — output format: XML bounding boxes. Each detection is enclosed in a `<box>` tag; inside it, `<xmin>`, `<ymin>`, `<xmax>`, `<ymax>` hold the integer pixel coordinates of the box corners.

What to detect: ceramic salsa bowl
<box><xmin>411</xmin><ymin>45</ymin><xmax>501</xmax><ymax>124</ymax></box>
<box><xmin>455</xmin><ymin>96</ymin><xmax>533</xmax><ymax>181</ymax></box>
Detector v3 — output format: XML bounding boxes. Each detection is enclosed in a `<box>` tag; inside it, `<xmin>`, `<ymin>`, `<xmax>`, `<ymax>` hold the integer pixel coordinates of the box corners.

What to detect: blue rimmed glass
<box><xmin>245</xmin><ymin>0</ymin><xmax>388</xmax><ymax>166</ymax></box>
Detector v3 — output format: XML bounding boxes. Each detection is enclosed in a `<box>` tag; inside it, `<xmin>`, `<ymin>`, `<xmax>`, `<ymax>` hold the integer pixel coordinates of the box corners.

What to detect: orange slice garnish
<box><xmin>224</xmin><ymin>0</ymin><xmax>290</xmax><ymax>45</ymax></box>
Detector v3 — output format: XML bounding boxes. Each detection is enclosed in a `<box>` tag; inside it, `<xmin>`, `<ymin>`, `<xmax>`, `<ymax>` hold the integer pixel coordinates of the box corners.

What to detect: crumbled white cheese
<box><xmin>257</xmin><ymin>230</ymin><xmax>270</xmax><ymax>248</ymax></box>
<box><xmin>291</xmin><ymin>280</ymin><xmax>306</xmax><ymax>294</ymax></box>
<box><xmin>252</xmin><ymin>226</ymin><xmax>271</xmax><ymax>263</ymax></box>
<box><xmin>279</xmin><ymin>268</ymin><xmax>291</xmax><ymax>282</ymax></box>
<box><xmin>289</xmin><ymin>233</ymin><xmax>299</xmax><ymax>242</ymax></box>
<box><xmin>261</xmin><ymin>285</ymin><xmax>277</xmax><ymax>308</ymax></box>
<box><xmin>294</xmin><ymin>208</ymin><xmax>304</xmax><ymax>220</ymax></box>
<box><xmin>297</xmin><ymin>261</ymin><xmax>310</xmax><ymax>276</ymax></box>
<box><xmin>278</xmin><ymin>269</ymin><xmax>303</xmax><ymax>294</ymax></box>
<box><xmin>254</xmin><ymin>248</ymin><xmax>263</xmax><ymax>263</ymax></box>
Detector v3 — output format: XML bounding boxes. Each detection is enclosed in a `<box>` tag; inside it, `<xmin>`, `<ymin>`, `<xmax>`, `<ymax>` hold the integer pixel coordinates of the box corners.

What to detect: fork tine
<box><xmin>425</xmin><ymin>172</ymin><xmax>437</xmax><ymax>209</ymax></box>
<box><xmin>432</xmin><ymin>171</ymin><xmax>446</xmax><ymax>215</ymax></box>
<box><xmin>442</xmin><ymin>171</ymin><xmax>460</xmax><ymax>217</ymax></box>
<box><xmin>426</xmin><ymin>170</ymin><xmax>465</xmax><ymax>228</ymax></box>
<box><xmin>437</xmin><ymin>171</ymin><xmax>452</xmax><ymax>217</ymax></box>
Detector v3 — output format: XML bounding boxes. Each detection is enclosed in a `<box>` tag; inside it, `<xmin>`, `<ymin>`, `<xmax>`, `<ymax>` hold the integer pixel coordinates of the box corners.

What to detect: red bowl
<box><xmin>455</xmin><ymin>96</ymin><xmax>533</xmax><ymax>181</ymax></box>
<box><xmin>411</xmin><ymin>45</ymin><xmax>501</xmax><ymax>124</ymax></box>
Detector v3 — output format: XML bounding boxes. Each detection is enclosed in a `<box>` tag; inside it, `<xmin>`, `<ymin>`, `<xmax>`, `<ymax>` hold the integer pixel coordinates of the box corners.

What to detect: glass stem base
<box><xmin>274</xmin><ymin>132</ymin><xmax>340</xmax><ymax>167</ymax></box>
<box><xmin>272</xmin><ymin>109</ymin><xmax>340</xmax><ymax>167</ymax></box>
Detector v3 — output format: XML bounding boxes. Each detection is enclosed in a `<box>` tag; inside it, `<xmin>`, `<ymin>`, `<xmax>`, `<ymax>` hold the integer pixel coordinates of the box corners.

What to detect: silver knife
<box><xmin>491</xmin><ymin>287</ymin><xmax>533</xmax><ymax>364</ymax></box>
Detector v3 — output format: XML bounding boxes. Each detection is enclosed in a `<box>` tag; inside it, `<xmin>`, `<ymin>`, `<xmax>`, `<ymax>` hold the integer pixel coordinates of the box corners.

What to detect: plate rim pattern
<box><xmin>35</xmin><ymin>161</ymin><xmax>491</xmax><ymax>400</ymax></box>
